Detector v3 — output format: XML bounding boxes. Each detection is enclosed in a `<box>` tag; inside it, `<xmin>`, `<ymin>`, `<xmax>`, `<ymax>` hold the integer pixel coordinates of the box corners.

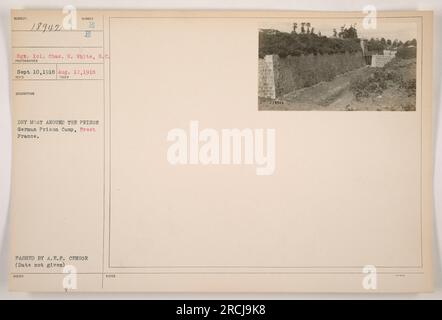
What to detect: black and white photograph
<box><xmin>258</xmin><ymin>19</ymin><xmax>418</xmax><ymax>111</ymax></box>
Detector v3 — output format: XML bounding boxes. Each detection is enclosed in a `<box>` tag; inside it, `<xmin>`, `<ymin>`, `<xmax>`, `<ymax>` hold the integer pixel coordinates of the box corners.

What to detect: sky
<box><xmin>259</xmin><ymin>18</ymin><xmax>417</xmax><ymax>42</ymax></box>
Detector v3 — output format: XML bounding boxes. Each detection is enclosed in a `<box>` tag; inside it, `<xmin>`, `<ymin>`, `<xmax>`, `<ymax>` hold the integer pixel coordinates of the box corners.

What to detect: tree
<box><xmin>339</xmin><ymin>25</ymin><xmax>345</xmax><ymax>38</ymax></box>
<box><xmin>367</xmin><ymin>37</ymin><xmax>385</xmax><ymax>53</ymax></box>
<box><xmin>338</xmin><ymin>24</ymin><xmax>358</xmax><ymax>39</ymax></box>
<box><xmin>346</xmin><ymin>24</ymin><xmax>358</xmax><ymax>39</ymax></box>
<box><xmin>409</xmin><ymin>38</ymin><xmax>417</xmax><ymax>46</ymax></box>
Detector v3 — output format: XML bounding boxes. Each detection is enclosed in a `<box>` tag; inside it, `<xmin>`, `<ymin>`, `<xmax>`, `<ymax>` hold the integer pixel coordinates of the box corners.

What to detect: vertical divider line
<box><xmin>101</xmin><ymin>14</ymin><xmax>106</xmax><ymax>289</ymax></box>
<box><xmin>108</xmin><ymin>17</ymin><xmax>112</xmax><ymax>269</ymax></box>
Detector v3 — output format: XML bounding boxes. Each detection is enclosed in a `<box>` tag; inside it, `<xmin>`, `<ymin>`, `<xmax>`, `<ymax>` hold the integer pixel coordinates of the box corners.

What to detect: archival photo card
<box><xmin>9</xmin><ymin>10</ymin><xmax>432</xmax><ymax>293</ymax></box>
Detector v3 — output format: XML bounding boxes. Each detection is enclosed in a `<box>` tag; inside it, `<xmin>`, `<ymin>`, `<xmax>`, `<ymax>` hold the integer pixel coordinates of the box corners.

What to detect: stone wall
<box><xmin>258</xmin><ymin>55</ymin><xmax>276</xmax><ymax>99</ymax></box>
<box><xmin>258</xmin><ymin>52</ymin><xmax>365</xmax><ymax>98</ymax></box>
<box><xmin>383</xmin><ymin>49</ymin><xmax>397</xmax><ymax>56</ymax></box>
<box><xmin>371</xmin><ymin>54</ymin><xmax>395</xmax><ymax>67</ymax></box>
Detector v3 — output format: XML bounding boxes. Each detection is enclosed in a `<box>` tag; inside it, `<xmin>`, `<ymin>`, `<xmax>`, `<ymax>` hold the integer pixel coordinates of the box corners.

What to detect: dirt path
<box><xmin>259</xmin><ymin>58</ymin><xmax>416</xmax><ymax>111</ymax></box>
<box><xmin>260</xmin><ymin>66</ymin><xmax>370</xmax><ymax>111</ymax></box>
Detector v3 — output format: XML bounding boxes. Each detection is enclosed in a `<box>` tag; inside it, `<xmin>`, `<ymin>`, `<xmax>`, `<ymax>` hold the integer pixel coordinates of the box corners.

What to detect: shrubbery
<box><xmin>396</xmin><ymin>47</ymin><xmax>417</xmax><ymax>59</ymax></box>
<box><xmin>349</xmin><ymin>58</ymin><xmax>416</xmax><ymax>100</ymax></box>
<box><xmin>400</xmin><ymin>78</ymin><xmax>416</xmax><ymax>96</ymax></box>
<box><xmin>350</xmin><ymin>70</ymin><xmax>388</xmax><ymax>100</ymax></box>
<box><xmin>259</xmin><ymin>27</ymin><xmax>417</xmax><ymax>60</ymax></box>
<box><xmin>259</xmin><ymin>30</ymin><xmax>362</xmax><ymax>58</ymax></box>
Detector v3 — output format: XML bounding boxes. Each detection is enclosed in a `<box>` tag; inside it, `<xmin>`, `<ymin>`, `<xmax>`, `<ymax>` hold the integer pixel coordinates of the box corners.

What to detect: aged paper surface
<box><xmin>9</xmin><ymin>10</ymin><xmax>433</xmax><ymax>292</ymax></box>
